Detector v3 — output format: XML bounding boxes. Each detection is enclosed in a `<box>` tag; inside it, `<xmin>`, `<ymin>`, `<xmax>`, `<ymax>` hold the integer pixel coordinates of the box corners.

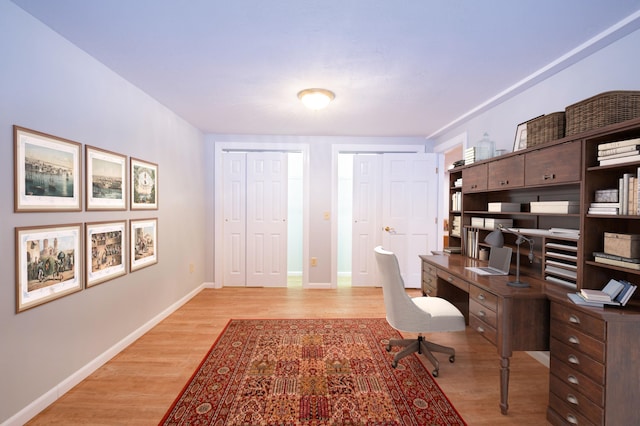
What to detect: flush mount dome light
<box><xmin>297</xmin><ymin>88</ymin><xmax>335</xmax><ymax>110</ymax></box>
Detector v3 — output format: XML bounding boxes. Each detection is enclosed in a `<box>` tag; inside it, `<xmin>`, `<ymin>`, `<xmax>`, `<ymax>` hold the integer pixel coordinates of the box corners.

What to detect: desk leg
<box><xmin>499</xmin><ymin>356</ymin><xmax>510</xmax><ymax>414</ymax></box>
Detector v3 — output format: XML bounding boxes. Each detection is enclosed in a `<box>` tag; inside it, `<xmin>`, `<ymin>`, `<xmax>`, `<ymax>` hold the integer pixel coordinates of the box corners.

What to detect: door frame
<box><xmin>214</xmin><ymin>142</ymin><xmax>309</xmax><ymax>288</ymax></box>
<box><xmin>330</xmin><ymin>144</ymin><xmax>427</xmax><ymax>289</ymax></box>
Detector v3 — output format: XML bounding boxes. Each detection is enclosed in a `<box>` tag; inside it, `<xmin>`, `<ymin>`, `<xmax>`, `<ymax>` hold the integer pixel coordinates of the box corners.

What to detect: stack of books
<box><xmin>464</xmin><ymin>147</ymin><xmax>476</xmax><ymax>165</ymax></box>
<box><xmin>453</xmin><ymin>177</ymin><xmax>462</xmax><ymax>188</ymax></box>
<box><xmin>593</xmin><ymin>251</ymin><xmax>640</xmax><ymax>270</ymax></box>
<box><xmin>451</xmin><ymin>216</ymin><xmax>461</xmax><ymax>237</ymax></box>
<box><xmin>588</xmin><ymin>202</ymin><xmax>619</xmax><ymax>215</ymax></box>
<box><xmin>598</xmin><ymin>137</ymin><xmax>640</xmax><ymax>166</ymax></box>
<box><xmin>568</xmin><ymin>278</ymin><xmax>637</xmax><ymax>307</ymax></box>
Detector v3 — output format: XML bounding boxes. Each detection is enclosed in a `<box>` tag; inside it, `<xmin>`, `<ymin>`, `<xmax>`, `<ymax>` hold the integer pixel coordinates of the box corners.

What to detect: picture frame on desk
<box><xmin>513</xmin><ymin>121</ymin><xmax>528</xmax><ymax>152</ymax></box>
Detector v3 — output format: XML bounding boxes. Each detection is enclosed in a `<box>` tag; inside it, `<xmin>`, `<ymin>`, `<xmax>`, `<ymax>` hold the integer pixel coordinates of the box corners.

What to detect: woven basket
<box><xmin>526</xmin><ymin>112</ymin><xmax>566</xmax><ymax>147</ymax></box>
<box><xmin>565</xmin><ymin>90</ymin><xmax>640</xmax><ymax>136</ymax></box>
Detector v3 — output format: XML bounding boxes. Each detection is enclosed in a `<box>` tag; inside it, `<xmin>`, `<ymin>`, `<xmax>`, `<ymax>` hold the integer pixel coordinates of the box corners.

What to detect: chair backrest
<box><xmin>374</xmin><ymin>246</ymin><xmax>432</xmax><ymax>331</ymax></box>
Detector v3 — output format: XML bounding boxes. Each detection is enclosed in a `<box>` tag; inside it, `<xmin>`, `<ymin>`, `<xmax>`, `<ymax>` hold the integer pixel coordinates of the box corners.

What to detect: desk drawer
<box><xmin>551</xmin><ymin>302</ymin><xmax>605</xmax><ymax>341</ymax></box>
<box><xmin>550</xmin><ymin>374</ymin><xmax>603</xmax><ymax>425</ymax></box>
<box><xmin>469</xmin><ymin>298</ymin><xmax>497</xmax><ymax>328</ymax></box>
<box><xmin>551</xmin><ymin>338</ymin><xmax>604</xmax><ymax>385</ymax></box>
<box><xmin>422</xmin><ymin>264</ymin><xmax>438</xmax><ymax>296</ymax></box>
<box><xmin>550</xmin><ymin>357</ymin><xmax>604</xmax><ymax>407</ymax></box>
<box><xmin>469</xmin><ymin>285</ymin><xmax>498</xmax><ymax>312</ymax></box>
<box><xmin>470</xmin><ymin>314</ymin><xmax>497</xmax><ymax>346</ymax></box>
<box><xmin>436</xmin><ymin>270</ymin><xmax>469</xmax><ymax>292</ymax></box>
<box><xmin>548</xmin><ymin>392</ymin><xmax>598</xmax><ymax>426</ymax></box>
<box><xmin>552</xmin><ymin>322</ymin><xmax>605</xmax><ymax>363</ymax></box>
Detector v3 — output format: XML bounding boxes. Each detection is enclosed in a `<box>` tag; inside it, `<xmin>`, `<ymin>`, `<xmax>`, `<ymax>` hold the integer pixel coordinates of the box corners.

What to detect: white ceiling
<box><xmin>10</xmin><ymin>0</ymin><xmax>640</xmax><ymax>138</ymax></box>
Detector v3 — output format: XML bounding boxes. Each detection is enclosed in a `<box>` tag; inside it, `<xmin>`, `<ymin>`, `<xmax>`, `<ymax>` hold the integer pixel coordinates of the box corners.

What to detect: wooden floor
<box><xmin>27</xmin><ymin>286</ymin><xmax>550</xmax><ymax>425</ymax></box>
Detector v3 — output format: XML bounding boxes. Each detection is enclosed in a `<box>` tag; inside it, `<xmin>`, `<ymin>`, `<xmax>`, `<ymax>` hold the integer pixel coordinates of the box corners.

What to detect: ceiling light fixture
<box><xmin>297</xmin><ymin>88</ymin><xmax>335</xmax><ymax>110</ymax></box>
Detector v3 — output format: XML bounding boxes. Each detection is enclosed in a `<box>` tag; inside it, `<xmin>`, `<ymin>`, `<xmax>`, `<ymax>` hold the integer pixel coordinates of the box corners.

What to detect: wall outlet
<box><xmin>310</xmin><ymin>257</ymin><xmax>318</xmax><ymax>267</ymax></box>
<box><xmin>189</xmin><ymin>263</ymin><xmax>195</xmax><ymax>274</ymax></box>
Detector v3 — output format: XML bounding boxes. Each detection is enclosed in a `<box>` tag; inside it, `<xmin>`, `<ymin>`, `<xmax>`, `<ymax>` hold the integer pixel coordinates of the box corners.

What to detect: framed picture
<box><xmin>14</xmin><ymin>126</ymin><xmax>82</xmax><ymax>212</ymax></box>
<box><xmin>130</xmin><ymin>158</ymin><xmax>158</xmax><ymax>210</ymax></box>
<box><xmin>86</xmin><ymin>146</ymin><xmax>127</xmax><ymax>211</ymax></box>
<box><xmin>130</xmin><ymin>218</ymin><xmax>158</xmax><ymax>272</ymax></box>
<box><xmin>15</xmin><ymin>223</ymin><xmax>83</xmax><ymax>313</ymax></box>
<box><xmin>85</xmin><ymin>221</ymin><xmax>127</xmax><ymax>287</ymax></box>
<box><xmin>513</xmin><ymin>121</ymin><xmax>529</xmax><ymax>152</ymax></box>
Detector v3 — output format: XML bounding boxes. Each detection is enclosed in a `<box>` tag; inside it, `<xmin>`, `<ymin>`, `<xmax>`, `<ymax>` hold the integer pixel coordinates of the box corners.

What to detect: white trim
<box><xmin>428</xmin><ymin>10</ymin><xmax>640</xmax><ymax>139</ymax></box>
<box><xmin>214</xmin><ymin>142</ymin><xmax>310</xmax><ymax>289</ymax></box>
<box><xmin>2</xmin><ymin>284</ymin><xmax>208</xmax><ymax>426</ymax></box>
<box><xmin>331</xmin><ymin>144</ymin><xmax>426</xmax><ymax>288</ymax></box>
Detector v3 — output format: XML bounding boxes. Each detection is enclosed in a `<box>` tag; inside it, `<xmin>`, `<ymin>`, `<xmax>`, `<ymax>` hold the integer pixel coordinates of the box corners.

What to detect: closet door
<box><xmin>222</xmin><ymin>152</ymin><xmax>247</xmax><ymax>286</ymax></box>
<box><xmin>246</xmin><ymin>152</ymin><xmax>288</xmax><ymax>287</ymax></box>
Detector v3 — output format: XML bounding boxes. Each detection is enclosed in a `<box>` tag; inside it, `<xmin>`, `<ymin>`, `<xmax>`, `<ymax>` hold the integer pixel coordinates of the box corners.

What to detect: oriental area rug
<box><xmin>161</xmin><ymin>318</ymin><xmax>466</xmax><ymax>425</ymax></box>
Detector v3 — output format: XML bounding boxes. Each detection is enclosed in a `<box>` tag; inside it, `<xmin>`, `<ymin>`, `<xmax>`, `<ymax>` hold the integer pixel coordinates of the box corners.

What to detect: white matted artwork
<box><xmin>130</xmin><ymin>158</ymin><xmax>158</xmax><ymax>210</ymax></box>
<box><xmin>130</xmin><ymin>218</ymin><xmax>158</xmax><ymax>272</ymax></box>
<box><xmin>86</xmin><ymin>146</ymin><xmax>127</xmax><ymax>211</ymax></box>
<box><xmin>86</xmin><ymin>220</ymin><xmax>127</xmax><ymax>287</ymax></box>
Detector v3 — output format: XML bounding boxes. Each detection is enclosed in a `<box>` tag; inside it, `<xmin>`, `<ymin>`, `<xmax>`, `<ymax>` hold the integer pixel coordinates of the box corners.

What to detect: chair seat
<box><xmin>399</xmin><ymin>296</ymin><xmax>466</xmax><ymax>333</ymax></box>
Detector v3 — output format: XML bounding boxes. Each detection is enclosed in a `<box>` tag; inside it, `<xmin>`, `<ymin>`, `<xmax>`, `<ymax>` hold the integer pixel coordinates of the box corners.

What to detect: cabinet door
<box><xmin>525</xmin><ymin>141</ymin><xmax>581</xmax><ymax>186</ymax></box>
<box><xmin>487</xmin><ymin>155</ymin><xmax>524</xmax><ymax>190</ymax></box>
<box><xmin>462</xmin><ymin>163</ymin><xmax>487</xmax><ymax>192</ymax></box>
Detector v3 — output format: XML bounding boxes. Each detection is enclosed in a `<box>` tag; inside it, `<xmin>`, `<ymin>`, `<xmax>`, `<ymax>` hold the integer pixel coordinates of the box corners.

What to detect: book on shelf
<box><xmin>598</xmin><ymin>144</ymin><xmax>640</xmax><ymax>156</ymax></box>
<box><xmin>567</xmin><ymin>293</ymin><xmax>617</xmax><ymax>307</ymax></box>
<box><xmin>599</xmin><ymin>153</ymin><xmax>640</xmax><ymax>166</ymax></box>
<box><xmin>598</xmin><ymin>137</ymin><xmax>640</xmax><ymax>151</ymax></box>
<box><xmin>580</xmin><ymin>279</ymin><xmax>624</xmax><ymax>301</ymax></box>
<box><xmin>593</xmin><ymin>251</ymin><xmax>640</xmax><ymax>264</ymax></box>
<box><xmin>617</xmin><ymin>280</ymin><xmax>638</xmax><ymax>306</ymax></box>
<box><xmin>593</xmin><ymin>254</ymin><xmax>640</xmax><ymax>270</ymax></box>
<box><xmin>598</xmin><ymin>149</ymin><xmax>640</xmax><ymax>161</ymax></box>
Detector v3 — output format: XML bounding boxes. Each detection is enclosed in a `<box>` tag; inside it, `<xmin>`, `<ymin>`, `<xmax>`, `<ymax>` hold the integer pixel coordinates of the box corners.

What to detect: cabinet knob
<box><xmin>476</xmin><ymin>326</ymin><xmax>485</xmax><ymax>333</ymax></box>
<box><xmin>567</xmin><ymin>375</ymin><xmax>579</xmax><ymax>385</ymax></box>
<box><xmin>478</xmin><ymin>310</ymin><xmax>486</xmax><ymax>318</ymax></box>
<box><xmin>568</xmin><ymin>335</ymin><xmax>580</xmax><ymax>345</ymax></box>
<box><xmin>478</xmin><ymin>293</ymin><xmax>485</xmax><ymax>301</ymax></box>
<box><xmin>543</xmin><ymin>173</ymin><xmax>556</xmax><ymax>180</ymax></box>
<box><xmin>566</xmin><ymin>394</ymin><xmax>579</xmax><ymax>405</ymax></box>
<box><xmin>569</xmin><ymin>315</ymin><xmax>580</xmax><ymax>324</ymax></box>
<box><xmin>568</xmin><ymin>355</ymin><xmax>580</xmax><ymax>365</ymax></box>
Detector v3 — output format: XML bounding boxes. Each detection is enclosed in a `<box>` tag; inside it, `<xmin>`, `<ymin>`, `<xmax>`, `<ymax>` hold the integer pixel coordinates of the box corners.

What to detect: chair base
<box><xmin>386</xmin><ymin>335</ymin><xmax>455</xmax><ymax>377</ymax></box>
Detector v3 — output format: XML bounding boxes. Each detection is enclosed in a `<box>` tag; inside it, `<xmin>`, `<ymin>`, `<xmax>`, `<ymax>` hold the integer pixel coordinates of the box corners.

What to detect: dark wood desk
<box><xmin>420</xmin><ymin>253</ymin><xmax>550</xmax><ymax>414</ymax></box>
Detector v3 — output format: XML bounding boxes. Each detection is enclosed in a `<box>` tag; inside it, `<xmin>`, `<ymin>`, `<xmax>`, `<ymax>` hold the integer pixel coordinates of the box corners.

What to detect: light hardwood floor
<box><xmin>27</xmin><ymin>287</ymin><xmax>550</xmax><ymax>425</ymax></box>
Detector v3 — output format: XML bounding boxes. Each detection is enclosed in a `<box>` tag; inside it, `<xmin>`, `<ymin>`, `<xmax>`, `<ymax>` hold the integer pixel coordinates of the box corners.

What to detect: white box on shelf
<box><xmin>488</xmin><ymin>202</ymin><xmax>521</xmax><ymax>212</ymax></box>
<box><xmin>471</xmin><ymin>217</ymin><xmax>485</xmax><ymax>228</ymax></box>
<box><xmin>484</xmin><ymin>218</ymin><xmax>513</xmax><ymax>230</ymax></box>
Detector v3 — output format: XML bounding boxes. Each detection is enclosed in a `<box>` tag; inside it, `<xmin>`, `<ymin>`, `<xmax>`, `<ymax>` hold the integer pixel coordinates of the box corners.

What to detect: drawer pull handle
<box><xmin>566</xmin><ymin>394</ymin><xmax>579</xmax><ymax>405</ymax></box>
<box><xmin>568</xmin><ymin>355</ymin><xmax>580</xmax><ymax>365</ymax></box>
<box><xmin>448</xmin><ymin>276</ymin><xmax>454</xmax><ymax>282</ymax></box>
<box><xmin>566</xmin><ymin>414</ymin><xmax>578</xmax><ymax>424</ymax></box>
<box><xmin>478</xmin><ymin>310</ymin><xmax>486</xmax><ymax>318</ymax></box>
<box><xmin>543</xmin><ymin>173</ymin><xmax>556</xmax><ymax>180</ymax></box>
<box><xmin>567</xmin><ymin>375</ymin><xmax>579</xmax><ymax>385</ymax></box>
<box><xmin>569</xmin><ymin>315</ymin><xmax>580</xmax><ymax>324</ymax></box>
<box><xmin>478</xmin><ymin>293</ymin><xmax>485</xmax><ymax>301</ymax></box>
<box><xmin>499</xmin><ymin>180</ymin><xmax>509</xmax><ymax>186</ymax></box>
<box><xmin>476</xmin><ymin>326</ymin><xmax>485</xmax><ymax>333</ymax></box>
<box><xmin>568</xmin><ymin>336</ymin><xmax>580</xmax><ymax>345</ymax></box>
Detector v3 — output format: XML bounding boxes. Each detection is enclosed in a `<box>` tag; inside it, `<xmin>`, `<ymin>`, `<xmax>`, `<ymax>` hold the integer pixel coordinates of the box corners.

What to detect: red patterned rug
<box><xmin>161</xmin><ymin>318</ymin><xmax>465</xmax><ymax>425</ymax></box>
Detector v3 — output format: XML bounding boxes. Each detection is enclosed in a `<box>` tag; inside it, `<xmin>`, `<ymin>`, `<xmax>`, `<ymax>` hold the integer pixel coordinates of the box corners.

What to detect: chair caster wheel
<box><xmin>449</xmin><ymin>355</ymin><xmax>455</xmax><ymax>363</ymax></box>
<box><xmin>391</xmin><ymin>360</ymin><xmax>398</xmax><ymax>368</ymax></box>
<box><xmin>432</xmin><ymin>370</ymin><xmax>439</xmax><ymax>377</ymax></box>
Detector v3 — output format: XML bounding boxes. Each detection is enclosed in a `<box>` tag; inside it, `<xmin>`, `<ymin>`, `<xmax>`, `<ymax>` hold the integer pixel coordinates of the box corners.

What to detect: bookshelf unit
<box><xmin>450</xmin><ymin>116</ymin><xmax>640</xmax><ymax>425</ymax></box>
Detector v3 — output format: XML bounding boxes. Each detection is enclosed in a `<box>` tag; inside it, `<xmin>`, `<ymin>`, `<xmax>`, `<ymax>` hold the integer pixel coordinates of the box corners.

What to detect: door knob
<box><xmin>384</xmin><ymin>226</ymin><xmax>396</xmax><ymax>234</ymax></box>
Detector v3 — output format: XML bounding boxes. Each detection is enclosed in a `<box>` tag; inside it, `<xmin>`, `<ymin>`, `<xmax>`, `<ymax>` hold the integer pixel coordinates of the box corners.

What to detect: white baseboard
<box><xmin>2</xmin><ymin>283</ymin><xmax>207</xmax><ymax>426</ymax></box>
<box><xmin>526</xmin><ymin>350</ymin><xmax>550</xmax><ymax>368</ymax></box>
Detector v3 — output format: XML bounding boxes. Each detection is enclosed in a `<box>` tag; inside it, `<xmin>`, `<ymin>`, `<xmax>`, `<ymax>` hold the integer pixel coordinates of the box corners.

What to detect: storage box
<box><xmin>471</xmin><ymin>217</ymin><xmax>485</xmax><ymax>228</ymax></box>
<box><xmin>595</xmin><ymin>189</ymin><xmax>619</xmax><ymax>203</ymax></box>
<box><xmin>527</xmin><ymin>112</ymin><xmax>566</xmax><ymax>147</ymax></box>
<box><xmin>530</xmin><ymin>201</ymin><xmax>579</xmax><ymax>214</ymax></box>
<box><xmin>604</xmin><ymin>232</ymin><xmax>640</xmax><ymax>258</ymax></box>
<box><xmin>484</xmin><ymin>218</ymin><xmax>513</xmax><ymax>230</ymax></box>
<box><xmin>565</xmin><ymin>91</ymin><xmax>640</xmax><ymax>136</ymax></box>
<box><xmin>488</xmin><ymin>202</ymin><xmax>521</xmax><ymax>212</ymax></box>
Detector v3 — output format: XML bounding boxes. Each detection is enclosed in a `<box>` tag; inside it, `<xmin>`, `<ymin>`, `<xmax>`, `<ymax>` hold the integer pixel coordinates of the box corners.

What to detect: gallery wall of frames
<box><xmin>13</xmin><ymin>125</ymin><xmax>159</xmax><ymax>313</ymax></box>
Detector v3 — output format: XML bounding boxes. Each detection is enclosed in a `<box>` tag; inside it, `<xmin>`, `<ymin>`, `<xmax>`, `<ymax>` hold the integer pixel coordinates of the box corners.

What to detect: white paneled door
<box><xmin>223</xmin><ymin>151</ymin><xmax>288</xmax><ymax>287</ymax></box>
<box><xmin>381</xmin><ymin>153</ymin><xmax>438</xmax><ymax>288</ymax></box>
<box><xmin>351</xmin><ymin>153</ymin><xmax>437</xmax><ymax>288</ymax></box>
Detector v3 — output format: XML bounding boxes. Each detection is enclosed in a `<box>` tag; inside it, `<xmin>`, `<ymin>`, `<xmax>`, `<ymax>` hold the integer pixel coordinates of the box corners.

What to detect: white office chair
<box><xmin>374</xmin><ymin>246</ymin><xmax>466</xmax><ymax>377</ymax></box>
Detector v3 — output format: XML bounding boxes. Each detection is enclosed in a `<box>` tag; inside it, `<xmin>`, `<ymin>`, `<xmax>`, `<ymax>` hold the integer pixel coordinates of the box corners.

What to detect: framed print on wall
<box><xmin>86</xmin><ymin>146</ymin><xmax>127</xmax><ymax>211</ymax></box>
<box><xmin>130</xmin><ymin>158</ymin><xmax>158</xmax><ymax>210</ymax></box>
<box><xmin>15</xmin><ymin>223</ymin><xmax>83</xmax><ymax>313</ymax></box>
<box><xmin>85</xmin><ymin>221</ymin><xmax>127</xmax><ymax>288</ymax></box>
<box><xmin>14</xmin><ymin>125</ymin><xmax>82</xmax><ymax>212</ymax></box>
<box><xmin>513</xmin><ymin>121</ymin><xmax>529</xmax><ymax>152</ymax></box>
<box><xmin>130</xmin><ymin>218</ymin><xmax>158</xmax><ymax>272</ymax></box>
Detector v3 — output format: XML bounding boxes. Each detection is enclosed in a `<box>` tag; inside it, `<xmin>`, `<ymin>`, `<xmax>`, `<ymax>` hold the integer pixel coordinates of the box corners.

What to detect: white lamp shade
<box><xmin>297</xmin><ymin>88</ymin><xmax>335</xmax><ymax>110</ymax></box>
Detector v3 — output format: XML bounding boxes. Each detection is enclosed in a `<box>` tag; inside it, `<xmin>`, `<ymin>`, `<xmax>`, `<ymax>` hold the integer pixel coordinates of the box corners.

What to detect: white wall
<box><xmin>430</xmin><ymin>26</ymin><xmax>640</xmax><ymax>152</ymax></box>
<box><xmin>0</xmin><ymin>2</ymin><xmax>207</xmax><ymax>423</ymax></box>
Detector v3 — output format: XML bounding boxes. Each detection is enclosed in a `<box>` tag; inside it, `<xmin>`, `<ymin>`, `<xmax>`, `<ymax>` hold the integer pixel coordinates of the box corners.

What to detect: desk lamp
<box><xmin>498</xmin><ymin>225</ymin><xmax>534</xmax><ymax>288</ymax></box>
